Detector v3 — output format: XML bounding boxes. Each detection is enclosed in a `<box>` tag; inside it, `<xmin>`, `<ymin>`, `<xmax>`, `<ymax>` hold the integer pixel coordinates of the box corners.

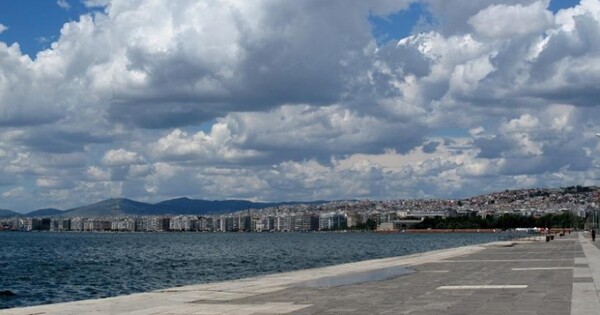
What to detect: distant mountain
<box><xmin>0</xmin><ymin>209</ymin><xmax>20</xmax><ymax>218</ymax></box>
<box><xmin>154</xmin><ymin>197</ymin><xmax>326</xmax><ymax>215</ymax></box>
<box><xmin>3</xmin><ymin>197</ymin><xmax>328</xmax><ymax>218</ymax></box>
<box><xmin>155</xmin><ymin>198</ymin><xmax>273</xmax><ymax>215</ymax></box>
<box><xmin>27</xmin><ymin>208</ymin><xmax>64</xmax><ymax>217</ymax></box>
<box><xmin>64</xmin><ymin>198</ymin><xmax>158</xmax><ymax>217</ymax></box>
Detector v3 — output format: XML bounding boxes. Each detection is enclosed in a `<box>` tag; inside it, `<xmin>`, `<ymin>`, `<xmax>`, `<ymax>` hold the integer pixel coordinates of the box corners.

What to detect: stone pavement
<box><xmin>2</xmin><ymin>232</ymin><xmax>598</xmax><ymax>315</ymax></box>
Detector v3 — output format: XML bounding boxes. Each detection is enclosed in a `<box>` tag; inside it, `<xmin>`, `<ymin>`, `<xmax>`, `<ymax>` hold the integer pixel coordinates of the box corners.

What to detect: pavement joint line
<box><xmin>512</xmin><ymin>267</ymin><xmax>574</xmax><ymax>271</ymax></box>
<box><xmin>439</xmin><ymin>259</ymin><xmax>573</xmax><ymax>262</ymax></box>
<box><xmin>479</xmin><ymin>251</ymin><xmax>583</xmax><ymax>254</ymax></box>
<box><xmin>437</xmin><ymin>285</ymin><xmax>528</xmax><ymax>290</ymax></box>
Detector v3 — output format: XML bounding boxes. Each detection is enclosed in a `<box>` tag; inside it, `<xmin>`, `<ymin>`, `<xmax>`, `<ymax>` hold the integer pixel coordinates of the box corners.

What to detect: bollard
<box><xmin>550</xmin><ymin>235</ymin><xmax>554</xmax><ymax>240</ymax></box>
<box><xmin>546</xmin><ymin>235</ymin><xmax>550</xmax><ymax>242</ymax></box>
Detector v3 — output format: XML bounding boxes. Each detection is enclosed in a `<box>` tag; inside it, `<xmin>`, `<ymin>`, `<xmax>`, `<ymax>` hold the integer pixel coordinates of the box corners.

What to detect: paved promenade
<box><xmin>2</xmin><ymin>232</ymin><xmax>599</xmax><ymax>315</ymax></box>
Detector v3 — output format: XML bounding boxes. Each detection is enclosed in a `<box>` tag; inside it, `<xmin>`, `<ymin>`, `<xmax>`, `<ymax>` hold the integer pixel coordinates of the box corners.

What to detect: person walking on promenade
<box><xmin>592</xmin><ymin>228</ymin><xmax>596</xmax><ymax>242</ymax></box>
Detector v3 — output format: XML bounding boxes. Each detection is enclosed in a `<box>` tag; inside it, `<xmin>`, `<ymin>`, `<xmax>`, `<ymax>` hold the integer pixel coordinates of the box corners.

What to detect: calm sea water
<box><xmin>0</xmin><ymin>232</ymin><xmax>500</xmax><ymax>309</ymax></box>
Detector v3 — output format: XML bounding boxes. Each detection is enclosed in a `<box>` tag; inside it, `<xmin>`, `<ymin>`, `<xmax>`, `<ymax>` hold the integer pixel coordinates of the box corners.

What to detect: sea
<box><xmin>0</xmin><ymin>231</ymin><xmax>502</xmax><ymax>309</ymax></box>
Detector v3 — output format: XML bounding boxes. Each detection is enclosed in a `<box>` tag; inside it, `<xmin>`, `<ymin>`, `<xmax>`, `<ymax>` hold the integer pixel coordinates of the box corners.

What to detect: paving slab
<box><xmin>2</xmin><ymin>233</ymin><xmax>599</xmax><ymax>314</ymax></box>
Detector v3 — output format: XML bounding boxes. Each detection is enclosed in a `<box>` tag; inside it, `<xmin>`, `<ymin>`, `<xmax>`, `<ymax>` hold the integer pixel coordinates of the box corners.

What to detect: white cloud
<box><xmin>86</xmin><ymin>166</ymin><xmax>111</xmax><ymax>181</ymax></box>
<box><xmin>102</xmin><ymin>149</ymin><xmax>145</xmax><ymax>166</ymax></box>
<box><xmin>150</xmin><ymin>127</ymin><xmax>263</xmax><ymax>164</ymax></box>
<box><xmin>2</xmin><ymin>187</ymin><xmax>26</xmax><ymax>199</ymax></box>
<box><xmin>82</xmin><ymin>0</ymin><xmax>110</xmax><ymax>8</ymax></box>
<box><xmin>2</xmin><ymin>0</ymin><xmax>600</xmax><ymax>210</ymax></box>
<box><xmin>57</xmin><ymin>0</ymin><xmax>71</xmax><ymax>10</ymax></box>
<box><xmin>0</xmin><ymin>24</ymin><xmax>7</xmax><ymax>34</ymax></box>
<box><xmin>422</xmin><ymin>0</ymin><xmax>541</xmax><ymax>36</ymax></box>
<box><xmin>469</xmin><ymin>1</ymin><xmax>554</xmax><ymax>38</ymax></box>
<box><xmin>36</xmin><ymin>177</ymin><xmax>72</xmax><ymax>189</ymax></box>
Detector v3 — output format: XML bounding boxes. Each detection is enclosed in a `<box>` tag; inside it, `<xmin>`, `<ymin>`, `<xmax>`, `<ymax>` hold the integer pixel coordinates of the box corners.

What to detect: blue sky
<box><xmin>371</xmin><ymin>0</ymin><xmax>580</xmax><ymax>46</ymax></box>
<box><xmin>0</xmin><ymin>0</ymin><xmax>583</xmax><ymax>57</ymax></box>
<box><xmin>370</xmin><ymin>2</ymin><xmax>432</xmax><ymax>46</ymax></box>
<box><xmin>0</xmin><ymin>0</ymin><xmax>100</xmax><ymax>57</ymax></box>
<box><xmin>1</xmin><ymin>0</ymin><xmax>600</xmax><ymax>212</ymax></box>
<box><xmin>549</xmin><ymin>0</ymin><xmax>581</xmax><ymax>12</ymax></box>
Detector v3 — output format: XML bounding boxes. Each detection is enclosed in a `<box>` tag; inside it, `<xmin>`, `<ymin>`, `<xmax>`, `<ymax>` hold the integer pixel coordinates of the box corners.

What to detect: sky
<box><xmin>0</xmin><ymin>0</ymin><xmax>599</xmax><ymax>212</ymax></box>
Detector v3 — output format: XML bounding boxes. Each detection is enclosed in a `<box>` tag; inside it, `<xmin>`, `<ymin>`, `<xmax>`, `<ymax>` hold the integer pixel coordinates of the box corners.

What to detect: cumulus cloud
<box><xmin>468</xmin><ymin>1</ymin><xmax>554</xmax><ymax>38</ymax></box>
<box><xmin>86</xmin><ymin>166</ymin><xmax>111</xmax><ymax>181</ymax></box>
<box><xmin>221</xmin><ymin>105</ymin><xmax>427</xmax><ymax>160</ymax></box>
<box><xmin>2</xmin><ymin>0</ymin><xmax>600</xmax><ymax>211</ymax></box>
<box><xmin>102</xmin><ymin>149</ymin><xmax>145</xmax><ymax>166</ymax></box>
<box><xmin>422</xmin><ymin>0</ymin><xmax>540</xmax><ymax>36</ymax></box>
<box><xmin>150</xmin><ymin>127</ymin><xmax>263</xmax><ymax>164</ymax></box>
<box><xmin>0</xmin><ymin>24</ymin><xmax>7</xmax><ymax>34</ymax></box>
<box><xmin>86</xmin><ymin>0</ymin><xmax>409</xmax><ymax>128</ymax></box>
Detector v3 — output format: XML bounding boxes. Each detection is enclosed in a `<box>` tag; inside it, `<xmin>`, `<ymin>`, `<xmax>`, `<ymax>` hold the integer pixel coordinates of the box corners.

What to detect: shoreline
<box><xmin>0</xmin><ymin>237</ymin><xmax>508</xmax><ymax>313</ymax></box>
<box><xmin>0</xmin><ymin>228</ymin><xmax>544</xmax><ymax>234</ymax></box>
<box><xmin>0</xmin><ymin>240</ymin><xmax>506</xmax><ymax>314</ymax></box>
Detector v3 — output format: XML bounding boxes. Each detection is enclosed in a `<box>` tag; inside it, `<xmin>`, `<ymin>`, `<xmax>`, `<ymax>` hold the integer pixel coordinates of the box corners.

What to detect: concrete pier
<box><xmin>1</xmin><ymin>232</ymin><xmax>597</xmax><ymax>314</ymax></box>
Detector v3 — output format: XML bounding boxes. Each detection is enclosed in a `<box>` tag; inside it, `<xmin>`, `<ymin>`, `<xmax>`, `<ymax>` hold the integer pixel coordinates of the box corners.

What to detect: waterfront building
<box><xmin>254</xmin><ymin>220</ymin><xmax>264</xmax><ymax>232</ymax></box>
<box><xmin>319</xmin><ymin>213</ymin><xmax>347</xmax><ymax>230</ymax></box>
<box><xmin>251</xmin><ymin>216</ymin><xmax>260</xmax><ymax>232</ymax></box>
<box><xmin>197</xmin><ymin>217</ymin><xmax>213</xmax><ymax>231</ymax></box>
<box><xmin>61</xmin><ymin>218</ymin><xmax>71</xmax><ymax>231</ymax></box>
<box><xmin>408</xmin><ymin>209</ymin><xmax>457</xmax><ymax>218</ymax></box>
<box><xmin>84</xmin><ymin>220</ymin><xmax>111</xmax><ymax>231</ymax></box>
<box><xmin>0</xmin><ymin>218</ymin><xmax>24</xmax><ymax>231</ymax></box>
<box><xmin>345</xmin><ymin>211</ymin><xmax>360</xmax><ymax>228</ymax></box>
<box><xmin>214</xmin><ymin>217</ymin><xmax>226</xmax><ymax>232</ymax></box>
<box><xmin>111</xmin><ymin>218</ymin><xmax>135</xmax><ymax>231</ymax></box>
<box><xmin>70</xmin><ymin>217</ymin><xmax>84</xmax><ymax>231</ymax></box>
<box><xmin>134</xmin><ymin>218</ymin><xmax>144</xmax><ymax>231</ymax></box>
<box><xmin>159</xmin><ymin>217</ymin><xmax>171</xmax><ymax>231</ymax></box>
<box><xmin>24</xmin><ymin>219</ymin><xmax>33</xmax><ymax>231</ymax></box>
<box><xmin>25</xmin><ymin>218</ymin><xmax>50</xmax><ymax>231</ymax></box>
<box><xmin>170</xmin><ymin>216</ymin><xmax>185</xmax><ymax>231</ymax></box>
<box><xmin>238</xmin><ymin>215</ymin><xmax>252</xmax><ymax>231</ymax></box>
<box><xmin>50</xmin><ymin>218</ymin><xmax>60</xmax><ymax>231</ymax></box>
<box><xmin>260</xmin><ymin>216</ymin><xmax>275</xmax><ymax>231</ymax></box>
<box><xmin>225</xmin><ymin>217</ymin><xmax>235</xmax><ymax>231</ymax></box>
<box><xmin>50</xmin><ymin>218</ymin><xmax>71</xmax><ymax>231</ymax></box>
<box><xmin>293</xmin><ymin>214</ymin><xmax>318</xmax><ymax>231</ymax></box>
<box><xmin>277</xmin><ymin>215</ymin><xmax>293</xmax><ymax>231</ymax></box>
<box><xmin>376</xmin><ymin>219</ymin><xmax>422</xmax><ymax>232</ymax></box>
<box><xmin>170</xmin><ymin>216</ymin><xmax>197</xmax><ymax>231</ymax></box>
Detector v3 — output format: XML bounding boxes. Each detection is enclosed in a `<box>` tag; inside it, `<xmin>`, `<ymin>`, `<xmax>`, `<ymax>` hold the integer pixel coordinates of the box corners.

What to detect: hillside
<box><xmin>0</xmin><ymin>209</ymin><xmax>20</xmax><ymax>218</ymax></box>
<box><xmin>46</xmin><ymin>197</ymin><xmax>327</xmax><ymax>217</ymax></box>
<box><xmin>56</xmin><ymin>197</ymin><xmax>315</xmax><ymax>217</ymax></box>
<box><xmin>63</xmin><ymin>198</ymin><xmax>158</xmax><ymax>217</ymax></box>
<box><xmin>27</xmin><ymin>208</ymin><xmax>64</xmax><ymax>217</ymax></box>
<box><xmin>155</xmin><ymin>198</ymin><xmax>279</xmax><ymax>215</ymax></box>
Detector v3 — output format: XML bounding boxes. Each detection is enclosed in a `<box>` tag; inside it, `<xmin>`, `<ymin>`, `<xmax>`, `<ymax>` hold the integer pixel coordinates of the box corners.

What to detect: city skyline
<box><xmin>2</xmin><ymin>185</ymin><xmax>592</xmax><ymax>232</ymax></box>
<box><xmin>1</xmin><ymin>0</ymin><xmax>599</xmax><ymax>212</ymax></box>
